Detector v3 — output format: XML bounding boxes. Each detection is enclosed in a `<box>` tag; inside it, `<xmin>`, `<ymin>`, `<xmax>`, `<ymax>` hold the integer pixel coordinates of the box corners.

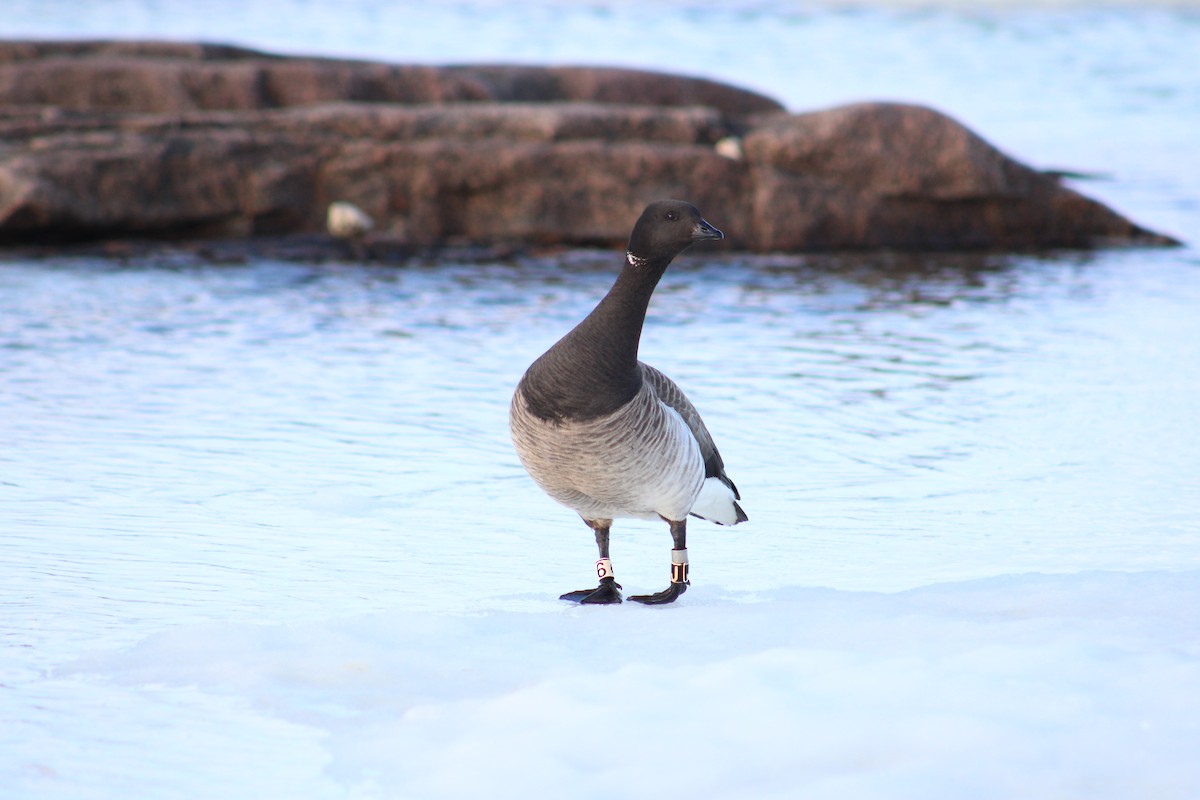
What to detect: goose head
<box><xmin>627</xmin><ymin>200</ymin><xmax>723</xmax><ymax>265</ymax></box>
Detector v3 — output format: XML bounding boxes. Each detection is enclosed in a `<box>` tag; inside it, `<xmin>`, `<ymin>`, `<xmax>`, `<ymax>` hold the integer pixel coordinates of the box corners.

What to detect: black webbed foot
<box><xmin>559</xmin><ymin>576</ymin><xmax>623</xmax><ymax>604</ymax></box>
<box><xmin>629</xmin><ymin>580</ymin><xmax>688</xmax><ymax>605</ymax></box>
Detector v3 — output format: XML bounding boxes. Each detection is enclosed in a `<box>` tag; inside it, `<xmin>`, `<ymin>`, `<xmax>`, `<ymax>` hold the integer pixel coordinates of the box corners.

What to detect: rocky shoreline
<box><xmin>0</xmin><ymin>40</ymin><xmax>1179</xmax><ymax>255</ymax></box>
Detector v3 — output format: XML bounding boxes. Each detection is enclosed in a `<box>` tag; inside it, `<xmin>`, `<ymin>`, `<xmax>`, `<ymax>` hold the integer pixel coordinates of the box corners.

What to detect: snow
<box><xmin>19</xmin><ymin>570</ymin><xmax>1197</xmax><ymax>799</ymax></box>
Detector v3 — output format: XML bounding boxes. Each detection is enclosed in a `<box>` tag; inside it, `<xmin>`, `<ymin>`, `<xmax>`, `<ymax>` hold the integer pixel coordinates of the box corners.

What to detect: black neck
<box><xmin>520</xmin><ymin>254</ymin><xmax>671</xmax><ymax>421</ymax></box>
<box><xmin>575</xmin><ymin>255</ymin><xmax>668</xmax><ymax>366</ymax></box>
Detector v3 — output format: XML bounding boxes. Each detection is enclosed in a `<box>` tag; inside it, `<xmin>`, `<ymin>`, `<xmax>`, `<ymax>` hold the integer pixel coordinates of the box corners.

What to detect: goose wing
<box><xmin>639</xmin><ymin>362</ymin><xmax>742</xmax><ymax>500</ymax></box>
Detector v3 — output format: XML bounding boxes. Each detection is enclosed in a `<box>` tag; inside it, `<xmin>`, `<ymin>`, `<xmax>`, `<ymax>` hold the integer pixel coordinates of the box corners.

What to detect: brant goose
<box><xmin>510</xmin><ymin>200</ymin><xmax>748</xmax><ymax>605</ymax></box>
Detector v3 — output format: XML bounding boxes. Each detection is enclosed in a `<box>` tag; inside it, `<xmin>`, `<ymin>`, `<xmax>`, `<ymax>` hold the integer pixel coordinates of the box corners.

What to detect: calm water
<box><xmin>4</xmin><ymin>247</ymin><xmax>1199</xmax><ymax>659</ymax></box>
<box><xmin>3</xmin><ymin>1</ymin><xmax>1200</xmax><ymax>796</ymax></box>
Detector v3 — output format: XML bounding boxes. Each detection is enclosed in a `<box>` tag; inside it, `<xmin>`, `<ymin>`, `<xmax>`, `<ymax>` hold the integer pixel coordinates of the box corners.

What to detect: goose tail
<box><xmin>689</xmin><ymin>476</ymin><xmax>749</xmax><ymax>526</ymax></box>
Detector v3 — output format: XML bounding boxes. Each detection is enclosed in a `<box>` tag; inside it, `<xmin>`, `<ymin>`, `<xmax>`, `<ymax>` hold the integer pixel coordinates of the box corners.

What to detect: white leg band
<box><xmin>670</xmin><ymin>549</ymin><xmax>689</xmax><ymax>584</ymax></box>
<box><xmin>595</xmin><ymin>558</ymin><xmax>615</xmax><ymax>581</ymax></box>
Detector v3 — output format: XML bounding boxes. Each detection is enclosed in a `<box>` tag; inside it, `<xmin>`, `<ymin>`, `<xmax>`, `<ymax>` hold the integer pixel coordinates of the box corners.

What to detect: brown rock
<box><xmin>0</xmin><ymin>103</ymin><xmax>741</xmax><ymax>243</ymax></box>
<box><xmin>0</xmin><ymin>56</ymin><xmax>491</xmax><ymax>113</ymax></box>
<box><xmin>742</xmin><ymin>103</ymin><xmax>1175</xmax><ymax>249</ymax></box>
<box><xmin>325</xmin><ymin>139</ymin><xmax>749</xmax><ymax>247</ymax></box>
<box><xmin>743</xmin><ymin>103</ymin><xmax>1038</xmax><ymax>198</ymax></box>
<box><xmin>0</xmin><ymin>41</ymin><xmax>1177</xmax><ymax>251</ymax></box>
<box><xmin>0</xmin><ymin>40</ymin><xmax>271</xmax><ymax>63</ymax></box>
<box><xmin>447</xmin><ymin>65</ymin><xmax>785</xmax><ymax>118</ymax></box>
<box><xmin>0</xmin><ymin>40</ymin><xmax>782</xmax><ymax>116</ymax></box>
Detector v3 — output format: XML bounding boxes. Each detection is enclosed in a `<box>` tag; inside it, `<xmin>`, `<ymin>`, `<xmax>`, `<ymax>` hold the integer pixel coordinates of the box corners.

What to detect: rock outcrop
<box><xmin>0</xmin><ymin>40</ymin><xmax>1177</xmax><ymax>251</ymax></box>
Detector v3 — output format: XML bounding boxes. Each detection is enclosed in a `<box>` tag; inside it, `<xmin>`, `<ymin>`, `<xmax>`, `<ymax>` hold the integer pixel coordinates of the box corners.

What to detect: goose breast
<box><xmin>510</xmin><ymin>383</ymin><xmax>705</xmax><ymax>522</ymax></box>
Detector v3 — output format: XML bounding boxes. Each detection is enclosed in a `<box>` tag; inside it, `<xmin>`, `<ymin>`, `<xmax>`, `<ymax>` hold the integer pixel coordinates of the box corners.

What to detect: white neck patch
<box><xmin>626</xmin><ymin>251</ymin><xmax>649</xmax><ymax>269</ymax></box>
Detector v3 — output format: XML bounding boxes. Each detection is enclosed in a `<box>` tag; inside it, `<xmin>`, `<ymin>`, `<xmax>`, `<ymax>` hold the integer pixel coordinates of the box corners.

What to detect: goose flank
<box><xmin>510</xmin><ymin>199</ymin><xmax>747</xmax><ymax>605</ymax></box>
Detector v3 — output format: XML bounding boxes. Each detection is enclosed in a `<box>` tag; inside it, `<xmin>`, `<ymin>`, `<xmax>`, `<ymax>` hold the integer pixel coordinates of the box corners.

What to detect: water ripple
<box><xmin>3</xmin><ymin>249</ymin><xmax>1200</xmax><ymax>664</ymax></box>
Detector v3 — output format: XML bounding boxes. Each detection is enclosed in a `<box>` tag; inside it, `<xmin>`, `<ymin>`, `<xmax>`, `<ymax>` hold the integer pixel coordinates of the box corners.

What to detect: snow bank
<box><xmin>51</xmin><ymin>570</ymin><xmax>1200</xmax><ymax>799</ymax></box>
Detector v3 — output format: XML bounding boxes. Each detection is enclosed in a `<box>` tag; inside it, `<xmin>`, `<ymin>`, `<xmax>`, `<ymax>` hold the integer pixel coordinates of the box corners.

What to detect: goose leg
<box><xmin>630</xmin><ymin>519</ymin><xmax>689</xmax><ymax>605</ymax></box>
<box><xmin>560</xmin><ymin>519</ymin><xmax>623</xmax><ymax>604</ymax></box>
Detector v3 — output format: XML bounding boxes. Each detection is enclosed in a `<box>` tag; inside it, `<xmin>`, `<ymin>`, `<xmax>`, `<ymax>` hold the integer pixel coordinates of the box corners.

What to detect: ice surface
<box><xmin>11</xmin><ymin>571</ymin><xmax>1190</xmax><ymax>799</ymax></box>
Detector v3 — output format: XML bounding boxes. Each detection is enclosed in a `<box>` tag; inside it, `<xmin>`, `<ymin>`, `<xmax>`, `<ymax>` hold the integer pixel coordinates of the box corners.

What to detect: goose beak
<box><xmin>692</xmin><ymin>218</ymin><xmax>724</xmax><ymax>241</ymax></box>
